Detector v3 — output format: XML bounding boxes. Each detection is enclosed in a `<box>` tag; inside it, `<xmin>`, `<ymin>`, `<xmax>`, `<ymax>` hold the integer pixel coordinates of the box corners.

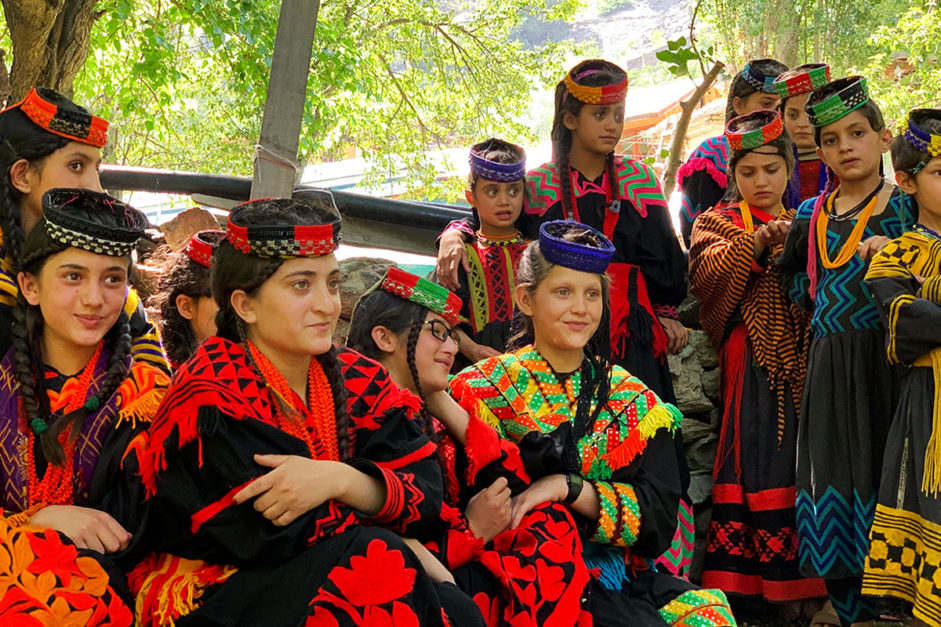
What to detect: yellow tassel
<box><xmin>920</xmin><ymin>348</ymin><xmax>941</xmax><ymax>497</ymax></box>
<box><xmin>637</xmin><ymin>404</ymin><xmax>681</xmax><ymax>441</ymax></box>
<box><xmin>118</xmin><ymin>388</ymin><xmax>166</xmax><ymax>430</ymax></box>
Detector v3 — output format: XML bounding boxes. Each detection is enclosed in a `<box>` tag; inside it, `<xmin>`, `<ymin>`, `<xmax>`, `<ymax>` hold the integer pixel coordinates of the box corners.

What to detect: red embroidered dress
<box><xmin>129</xmin><ymin>338</ymin><xmax>480</xmax><ymax>626</ymax></box>
<box><xmin>0</xmin><ymin>344</ymin><xmax>168</xmax><ymax>626</ymax></box>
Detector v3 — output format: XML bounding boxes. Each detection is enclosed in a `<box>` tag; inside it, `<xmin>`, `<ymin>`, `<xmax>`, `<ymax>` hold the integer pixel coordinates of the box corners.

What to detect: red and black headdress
<box><xmin>225</xmin><ymin>196</ymin><xmax>342</xmax><ymax>259</ymax></box>
<box><xmin>3</xmin><ymin>87</ymin><xmax>109</xmax><ymax>148</ymax></box>
<box><xmin>184</xmin><ymin>229</ymin><xmax>225</xmax><ymax>267</ymax></box>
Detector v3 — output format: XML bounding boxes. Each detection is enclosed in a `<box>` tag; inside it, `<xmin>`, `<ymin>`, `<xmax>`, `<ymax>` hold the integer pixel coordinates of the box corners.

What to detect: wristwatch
<box><xmin>564</xmin><ymin>473</ymin><xmax>584</xmax><ymax>504</ymax></box>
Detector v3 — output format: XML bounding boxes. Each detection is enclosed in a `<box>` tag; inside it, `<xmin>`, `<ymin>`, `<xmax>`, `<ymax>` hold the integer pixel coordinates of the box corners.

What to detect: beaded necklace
<box><xmin>565</xmin><ymin>165</ymin><xmax>620</xmax><ymax>241</ymax></box>
<box><xmin>476</xmin><ymin>230</ymin><xmax>524</xmax><ymax>247</ymax></box>
<box><xmin>26</xmin><ymin>342</ymin><xmax>104</xmax><ymax>506</ymax></box>
<box><xmin>815</xmin><ymin>186</ymin><xmax>882</xmax><ymax>269</ymax></box>
<box><xmin>246</xmin><ymin>342</ymin><xmax>339</xmax><ymax>461</ymax></box>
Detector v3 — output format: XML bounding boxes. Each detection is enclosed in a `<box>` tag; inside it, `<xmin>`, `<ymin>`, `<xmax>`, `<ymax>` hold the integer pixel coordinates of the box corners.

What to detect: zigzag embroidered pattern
<box><xmin>796</xmin><ymin>486</ymin><xmax>876</xmax><ymax>575</ymax></box>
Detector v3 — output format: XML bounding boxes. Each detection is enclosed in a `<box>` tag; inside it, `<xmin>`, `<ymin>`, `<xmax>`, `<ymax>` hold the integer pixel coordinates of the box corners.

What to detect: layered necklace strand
<box><xmin>816</xmin><ymin>183</ymin><xmax>884</xmax><ymax>269</ymax></box>
<box><xmin>27</xmin><ymin>341</ymin><xmax>104</xmax><ymax>506</ymax></box>
<box><xmin>246</xmin><ymin>342</ymin><xmax>339</xmax><ymax>461</ymax></box>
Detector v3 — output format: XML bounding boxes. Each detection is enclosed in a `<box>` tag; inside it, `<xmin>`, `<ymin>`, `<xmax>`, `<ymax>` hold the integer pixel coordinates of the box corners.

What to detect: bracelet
<box><xmin>564</xmin><ymin>473</ymin><xmax>584</xmax><ymax>504</ymax></box>
<box><xmin>7</xmin><ymin>503</ymin><xmax>44</xmax><ymax>527</ymax></box>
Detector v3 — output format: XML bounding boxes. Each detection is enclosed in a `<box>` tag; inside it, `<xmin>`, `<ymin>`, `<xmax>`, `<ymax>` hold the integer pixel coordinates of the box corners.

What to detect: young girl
<box><xmin>0</xmin><ymin>188</ymin><xmax>169</xmax><ymax>625</ymax></box>
<box><xmin>451</xmin><ymin>220</ymin><xmax>736</xmax><ymax>626</ymax></box>
<box><xmin>132</xmin><ymin>197</ymin><xmax>483</xmax><ymax>626</ymax></box>
<box><xmin>348</xmin><ymin>267</ymin><xmax>591</xmax><ymax>626</ymax></box>
<box><xmin>451</xmin><ymin>139</ymin><xmax>529</xmax><ymax>369</ymax></box>
<box><xmin>678</xmin><ymin>58</ymin><xmax>788</xmax><ymax>247</ymax></box>
<box><xmin>861</xmin><ymin>108</ymin><xmax>941</xmax><ymax>627</ymax></box>
<box><xmin>152</xmin><ymin>229</ymin><xmax>224</xmax><ymax>369</ymax></box>
<box><xmin>773</xmin><ymin>64</ymin><xmax>833</xmax><ymax>209</ymax></box>
<box><xmin>778</xmin><ymin>76</ymin><xmax>912</xmax><ymax>626</ymax></box>
<box><xmin>689</xmin><ymin>110</ymin><xmax>826</xmax><ymax>616</ymax></box>
<box><xmin>0</xmin><ymin>87</ymin><xmax>166</xmax><ymax>369</ymax></box>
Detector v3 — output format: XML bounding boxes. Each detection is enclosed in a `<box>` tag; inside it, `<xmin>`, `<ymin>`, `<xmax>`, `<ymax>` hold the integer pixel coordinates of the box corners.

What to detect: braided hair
<box><xmin>14</xmin><ymin>216</ymin><xmax>133</xmax><ymax>467</ymax></box>
<box><xmin>0</xmin><ymin>90</ymin><xmax>97</xmax><ymax>267</ymax></box>
<box><xmin>347</xmin><ymin>289</ymin><xmax>439</xmax><ymax>441</ymax></box>
<box><xmin>551</xmin><ymin>60</ymin><xmax>627</xmax><ymax>226</ymax></box>
<box><xmin>508</xmin><ymin>226</ymin><xmax>614</xmax><ymax>430</ymax></box>
<box><xmin>212</xmin><ymin>198</ymin><xmax>353</xmax><ymax>460</ymax></box>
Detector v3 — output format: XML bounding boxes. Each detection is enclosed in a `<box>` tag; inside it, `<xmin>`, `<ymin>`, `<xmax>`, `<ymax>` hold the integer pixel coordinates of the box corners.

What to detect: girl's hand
<box><xmin>509</xmin><ymin>474</ymin><xmax>567</xmax><ymax>528</ymax></box>
<box><xmin>658</xmin><ymin>317</ymin><xmax>689</xmax><ymax>354</ymax></box>
<box><xmin>858</xmin><ymin>235</ymin><xmax>891</xmax><ymax>261</ymax></box>
<box><xmin>752</xmin><ymin>220</ymin><xmax>791</xmax><ymax>257</ymax></box>
<box><xmin>436</xmin><ymin>231</ymin><xmax>470</xmax><ymax>290</ymax></box>
<box><xmin>460</xmin><ymin>338</ymin><xmax>500</xmax><ymax>363</ymax></box>
<box><xmin>401</xmin><ymin>537</ymin><xmax>456</xmax><ymax>584</ymax></box>
<box><xmin>465</xmin><ymin>477</ymin><xmax>512</xmax><ymax>543</ymax></box>
<box><xmin>233</xmin><ymin>454</ymin><xmax>345</xmax><ymax>527</ymax></box>
<box><xmin>29</xmin><ymin>505</ymin><xmax>132</xmax><ymax>554</ymax></box>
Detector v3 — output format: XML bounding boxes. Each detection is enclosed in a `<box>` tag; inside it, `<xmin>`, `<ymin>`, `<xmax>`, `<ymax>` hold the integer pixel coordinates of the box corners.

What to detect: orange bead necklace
<box><xmin>246</xmin><ymin>342</ymin><xmax>339</xmax><ymax>461</ymax></box>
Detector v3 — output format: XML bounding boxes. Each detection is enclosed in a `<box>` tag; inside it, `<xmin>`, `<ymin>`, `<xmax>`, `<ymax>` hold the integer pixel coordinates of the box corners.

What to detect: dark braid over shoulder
<box><xmin>405</xmin><ymin>316</ymin><xmax>435</xmax><ymax>440</ymax></box>
<box><xmin>606</xmin><ymin>152</ymin><xmax>620</xmax><ymax>206</ymax></box>
<box><xmin>12</xmin><ymin>300</ymin><xmax>42</xmax><ymax>448</ymax></box>
<box><xmin>2</xmin><ymin>183</ymin><xmax>26</xmax><ymax>269</ymax></box>
<box><xmin>316</xmin><ymin>345</ymin><xmax>352</xmax><ymax>461</ymax></box>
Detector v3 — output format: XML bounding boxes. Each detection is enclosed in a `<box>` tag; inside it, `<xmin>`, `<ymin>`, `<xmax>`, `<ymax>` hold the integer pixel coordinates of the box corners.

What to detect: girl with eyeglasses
<box><xmin>348</xmin><ymin>266</ymin><xmax>591</xmax><ymax>626</ymax></box>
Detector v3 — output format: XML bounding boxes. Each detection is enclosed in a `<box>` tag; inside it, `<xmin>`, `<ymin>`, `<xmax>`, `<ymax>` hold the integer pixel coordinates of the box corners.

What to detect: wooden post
<box><xmin>250</xmin><ymin>0</ymin><xmax>321</xmax><ymax>199</ymax></box>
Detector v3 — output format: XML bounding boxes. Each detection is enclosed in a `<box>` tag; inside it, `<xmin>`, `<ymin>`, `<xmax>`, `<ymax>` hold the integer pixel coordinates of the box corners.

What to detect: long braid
<box><xmin>92</xmin><ymin>312</ymin><xmax>132</xmax><ymax>412</ymax></box>
<box><xmin>12</xmin><ymin>300</ymin><xmax>41</xmax><ymax>442</ymax></box>
<box><xmin>315</xmin><ymin>346</ymin><xmax>352</xmax><ymax>461</ymax></box>
<box><xmin>405</xmin><ymin>316</ymin><xmax>436</xmax><ymax>441</ymax></box>
<box><xmin>606</xmin><ymin>151</ymin><xmax>620</xmax><ymax>212</ymax></box>
<box><xmin>1</xmin><ymin>182</ymin><xmax>25</xmax><ymax>268</ymax></box>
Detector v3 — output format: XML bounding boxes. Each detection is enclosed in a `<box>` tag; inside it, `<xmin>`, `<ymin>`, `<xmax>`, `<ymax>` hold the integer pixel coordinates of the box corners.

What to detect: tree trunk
<box><xmin>661</xmin><ymin>61</ymin><xmax>725</xmax><ymax>200</ymax></box>
<box><xmin>1</xmin><ymin>0</ymin><xmax>100</xmax><ymax>104</ymax></box>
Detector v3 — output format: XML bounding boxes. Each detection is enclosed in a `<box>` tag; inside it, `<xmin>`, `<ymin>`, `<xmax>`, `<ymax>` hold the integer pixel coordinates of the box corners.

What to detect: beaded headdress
<box><xmin>772</xmin><ymin>63</ymin><xmax>831</xmax><ymax>100</ymax></box>
<box><xmin>805</xmin><ymin>76</ymin><xmax>870</xmax><ymax>128</ymax></box>
<box><xmin>539</xmin><ymin>220</ymin><xmax>615</xmax><ymax>274</ymax></box>
<box><xmin>184</xmin><ymin>229</ymin><xmax>225</xmax><ymax>267</ymax></box>
<box><xmin>725</xmin><ymin>110</ymin><xmax>785</xmax><ymax>151</ymax></box>
<box><xmin>33</xmin><ymin>189</ymin><xmax>146</xmax><ymax>263</ymax></box>
<box><xmin>469</xmin><ymin>139</ymin><xmax>526</xmax><ymax>182</ymax></box>
<box><xmin>740</xmin><ymin>61</ymin><xmax>782</xmax><ymax>94</ymax></box>
<box><xmin>563</xmin><ymin>60</ymin><xmax>628</xmax><ymax>105</ymax></box>
<box><xmin>3</xmin><ymin>87</ymin><xmax>109</xmax><ymax>148</ymax></box>
<box><xmin>226</xmin><ymin>196</ymin><xmax>341</xmax><ymax>258</ymax></box>
<box><xmin>903</xmin><ymin>109</ymin><xmax>941</xmax><ymax>158</ymax></box>
<box><xmin>376</xmin><ymin>266</ymin><xmax>462</xmax><ymax>326</ymax></box>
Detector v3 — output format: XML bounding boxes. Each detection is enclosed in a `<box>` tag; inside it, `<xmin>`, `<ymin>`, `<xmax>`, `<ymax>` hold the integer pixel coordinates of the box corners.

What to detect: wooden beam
<box><xmin>250</xmin><ymin>0</ymin><xmax>321</xmax><ymax>199</ymax></box>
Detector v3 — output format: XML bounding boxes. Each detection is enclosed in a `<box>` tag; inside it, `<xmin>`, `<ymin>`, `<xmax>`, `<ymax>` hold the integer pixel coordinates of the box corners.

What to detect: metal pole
<box><xmin>250</xmin><ymin>0</ymin><xmax>321</xmax><ymax>199</ymax></box>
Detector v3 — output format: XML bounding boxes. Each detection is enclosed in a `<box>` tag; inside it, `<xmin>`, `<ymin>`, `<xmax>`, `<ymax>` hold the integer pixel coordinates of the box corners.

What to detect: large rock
<box><xmin>339</xmin><ymin>257</ymin><xmax>395</xmax><ymax>320</ymax></box>
<box><xmin>669</xmin><ymin>351</ymin><xmax>715</xmax><ymax>415</ymax></box>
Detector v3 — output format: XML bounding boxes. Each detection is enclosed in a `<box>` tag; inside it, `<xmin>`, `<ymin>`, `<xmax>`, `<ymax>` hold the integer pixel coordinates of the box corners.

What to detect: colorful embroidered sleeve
<box><xmin>777</xmin><ymin>197</ymin><xmax>816</xmax><ymax>311</ymax></box>
<box><xmin>437</xmin><ymin>219</ymin><xmax>475</xmax><ymax>244</ymax></box>
<box><xmin>676</xmin><ymin>137</ymin><xmax>729</xmax><ymax>247</ymax></box>
<box><xmin>126</xmin><ymin>288</ymin><xmax>170</xmax><ymax>373</ymax></box>
<box><xmin>689</xmin><ymin>209</ymin><xmax>761</xmax><ymax>346</ymax></box>
<box><xmin>865</xmin><ymin>233</ymin><xmax>941</xmax><ymax>365</ymax></box>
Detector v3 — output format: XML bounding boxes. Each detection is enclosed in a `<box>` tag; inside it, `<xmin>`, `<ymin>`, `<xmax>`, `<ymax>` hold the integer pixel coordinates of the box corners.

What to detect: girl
<box><xmin>778</xmin><ymin>76</ymin><xmax>911</xmax><ymax>626</ymax></box>
<box><xmin>451</xmin><ymin>220</ymin><xmax>736</xmax><ymax>626</ymax></box>
<box><xmin>689</xmin><ymin>110</ymin><xmax>826</xmax><ymax>617</ymax></box>
<box><xmin>0</xmin><ymin>87</ymin><xmax>166</xmax><ymax>369</ymax></box>
<box><xmin>449</xmin><ymin>139</ymin><xmax>529</xmax><ymax>370</ymax></box>
<box><xmin>348</xmin><ymin>266</ymin><xmax>591</xmax><ymax>626</ymax></box>
<box><xmin>772</xmin><ymin>63</ymin><xmax>833</xmax><ymax>209</ymax></box>
<box><xmin>132</xmin><ymin>197</ymin><xmax>483</xmax><ymax>626</ymax></box>
<box><xmin>861</xmin><ymin>108</ymin><xmax>941</xmax><ymax>627</ymax></box>
<box><xmin>678</xmin><ymin>58</ymin><xmax>789</xmax><ymax>247</ymax></box>
<box><xmin>152</xmin><ymin>229</ymin><xmax>224</xmax><ymax>369</ymax></box>
<box><xmin>0</xmin><ymin>188</ymin><xmax>168</xmax><ymax>625</ymax></box>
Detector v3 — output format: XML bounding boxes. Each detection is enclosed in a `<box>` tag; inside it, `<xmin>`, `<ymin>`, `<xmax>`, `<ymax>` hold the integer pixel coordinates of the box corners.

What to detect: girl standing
<box><xmin>451</xmin><ymin>220</ymin><xmax>736</xmax><ymax>625</ymax></box>
<box><xmin>0</xmin><ymin>188</ymin><xmax>169</xmax><ymax>625</ymax></box>
<box><xmin>689</xmin><ymin>110</ymin><xmax>826</xmax><ymax>616</ymax></box>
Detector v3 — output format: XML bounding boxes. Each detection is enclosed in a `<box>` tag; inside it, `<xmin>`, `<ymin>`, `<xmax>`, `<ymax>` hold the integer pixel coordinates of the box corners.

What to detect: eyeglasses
<box><xmin>423</xmin><ymin>319</ymin><xmax>460</xmax><ymax>344</ymax></box>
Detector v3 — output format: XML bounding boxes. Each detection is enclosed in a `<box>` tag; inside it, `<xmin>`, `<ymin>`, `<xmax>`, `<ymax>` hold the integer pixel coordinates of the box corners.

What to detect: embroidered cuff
<box><xmin>652</xmin><ymin>304</ymin><xmax>678</xmax><ymax>320</ymax></box>
<box><xmin>6</xmin><ymin>503</ymin><xmax>44</xmax><ymax>527</ymax></box>
<box><xmin>592</xmin><ymin>481</ymin><xmax>641</xmax><ymax>548</ymax></box>
<box><xmin>923</xmin><ymin>275</ymin><xmax>941</xmax><ymax>303</ymax></box>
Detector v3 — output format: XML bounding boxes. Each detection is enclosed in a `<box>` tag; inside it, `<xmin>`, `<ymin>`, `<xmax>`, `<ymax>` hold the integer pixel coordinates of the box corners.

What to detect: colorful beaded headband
<box><xmin>563</xmin><ymin>62</ymin><xmax>628</xmax><ymax>105</ymax></box>
<box><xmin>469</xmin><ymin>143</ymin><xmax>526</xmax><ymax>182</ymax></box>
<box><xmin>184</xmin><ymin>229</ymin><xmax>225</xmax><ymax>267</ymax></box>
<box><xmin>740</xmin><ymin>62</ymin><xmax>781</xmax><ymax>94</ymax></box>
<box><xmin>772</xmin><ymin>64</ymin><xmax>831</xmax><ymax>99</ymax></box>
<box><xmin>805</xmin><ymin>76</ymin><xmax>869</xmax><ymax>128</ymax></box>
<box><xmin>39</xmin><ymin>188</ymin><xmax>146</xmax><ymax>258</ymax></box>
<box><xmin>226</xmin><ymin>197</ymin><xmax>341</xmax><ymax>259</ymax></box>
<box><xmin>378</xmin><ymin>266</ymin><xmax>462</xmax><ymax>326</ymax></box>
<box><xmin>539</xmin><ymin>220</ymin><xmax>615</xmax><ymax>274</ymax></box>
<box><xmin>5</xmin><ymin>87</ymin><xmax>109</xmax><ymax>147</ymax></box>
<box><xmin>903</xmin><ymin>109</ymin><xmax>941</xmax><ymax>158</ymax></box>
<box><xmin>725</xmin><ymin>110</ymin><xmax>785</xmax><ymax>151</ymax></box>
